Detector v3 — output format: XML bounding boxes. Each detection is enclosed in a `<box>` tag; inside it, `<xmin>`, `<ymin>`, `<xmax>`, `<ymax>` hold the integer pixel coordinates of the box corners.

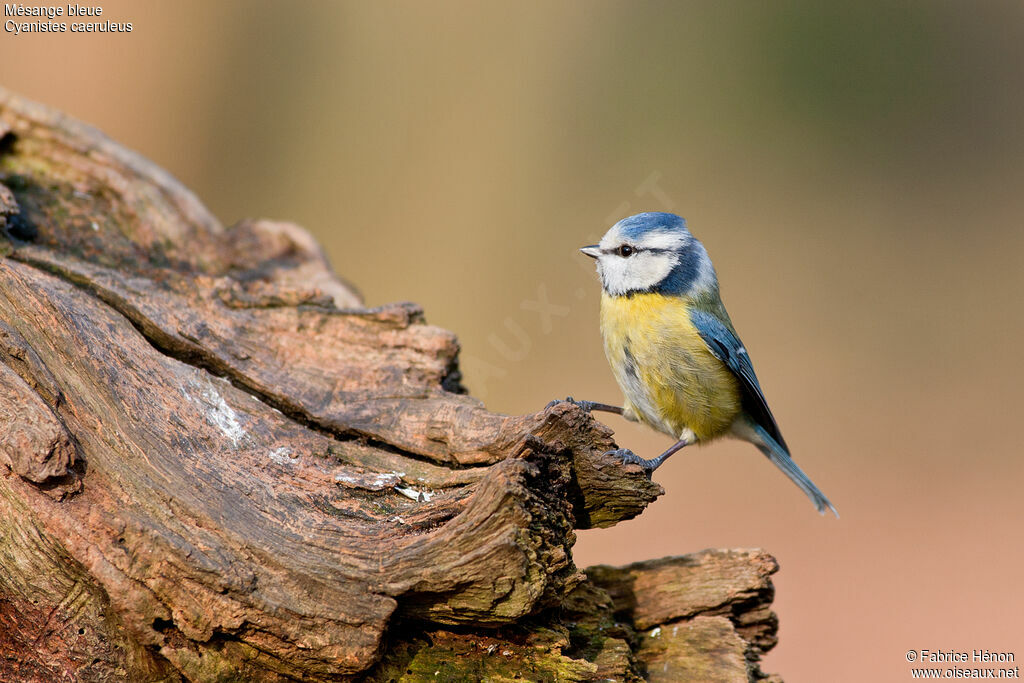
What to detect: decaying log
<box><xmin>0</xmin><ymin>88</ymin><xmax>781</xmax><ymax>682</ymax></box>
<box><xmin>587</xmin><ymin>550</ymin><xmax>782</xmax><ymax>683</ymax></box>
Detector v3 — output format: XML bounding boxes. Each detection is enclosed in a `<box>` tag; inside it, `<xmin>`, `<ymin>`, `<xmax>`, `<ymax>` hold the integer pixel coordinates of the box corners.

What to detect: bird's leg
<box><xmin>606</xmin><ymin>438</ymin><xmax>690</xmax><ymax>479</ymax></box>
<box><xmin>545</xmin><ymin>396</ymin><xmax>624</xmax><ymax>415</ymax></box>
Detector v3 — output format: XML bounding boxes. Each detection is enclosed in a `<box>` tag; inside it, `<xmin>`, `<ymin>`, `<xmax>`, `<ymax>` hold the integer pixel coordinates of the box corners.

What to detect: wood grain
<box><xmin>0</xmin><ymin>87</ymin><xmax>780</xmax><ymax>682</ymax></box>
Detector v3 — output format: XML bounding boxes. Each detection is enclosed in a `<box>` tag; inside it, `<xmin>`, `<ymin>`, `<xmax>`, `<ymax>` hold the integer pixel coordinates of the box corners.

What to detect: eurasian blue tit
<box><xmin>565</xmin><ymin>211</ymin><xmax>836</xmax><ymax>516</ymax></box>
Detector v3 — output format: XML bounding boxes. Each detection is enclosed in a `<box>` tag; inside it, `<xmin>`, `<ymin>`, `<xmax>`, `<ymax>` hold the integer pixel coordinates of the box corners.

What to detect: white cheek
<box><xmin>599</xmin><ymin>253</ymin><xmax>677</xmax><ymax>295</ymax></box>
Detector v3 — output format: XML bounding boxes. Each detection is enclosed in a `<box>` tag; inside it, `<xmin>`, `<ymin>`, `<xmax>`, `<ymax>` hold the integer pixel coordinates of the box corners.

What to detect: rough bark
<box><xmin>0</xmin><ymin>88</ymin><xmax>781</xmax><ymax>682</ymax></box>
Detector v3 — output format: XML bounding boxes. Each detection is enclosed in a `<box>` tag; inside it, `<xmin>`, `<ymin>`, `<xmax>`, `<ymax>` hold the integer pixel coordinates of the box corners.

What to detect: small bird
<box><xmin>563</xmin><ymin>211</ymin><xmax>836</xmax><ymax>516</ymax></box>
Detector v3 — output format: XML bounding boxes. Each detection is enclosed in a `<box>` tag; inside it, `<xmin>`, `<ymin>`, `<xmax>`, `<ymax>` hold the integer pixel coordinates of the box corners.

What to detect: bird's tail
<box><xmin>742</xmin><ymin>419</ymin><xmax>838</xmax><ymax>517</ymax></box>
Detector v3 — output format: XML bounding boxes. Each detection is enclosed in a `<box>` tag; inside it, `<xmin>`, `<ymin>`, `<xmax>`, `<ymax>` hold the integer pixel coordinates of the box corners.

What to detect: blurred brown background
<box><xmin>4</xmin><ymin>2</ymin><xmax>1023</xmax><ymax>679</ymax></box>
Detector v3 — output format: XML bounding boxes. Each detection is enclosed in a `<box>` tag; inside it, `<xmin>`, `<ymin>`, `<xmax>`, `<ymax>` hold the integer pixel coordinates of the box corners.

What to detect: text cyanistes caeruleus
<box><xmin>565</xmin><ymin>211</ymin><xmax>836</xmax><ymax>516</ymax></box>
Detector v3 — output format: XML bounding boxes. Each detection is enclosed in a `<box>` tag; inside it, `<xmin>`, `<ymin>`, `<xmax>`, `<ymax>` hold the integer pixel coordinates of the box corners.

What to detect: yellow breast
<box><xmin>599</xmin><ymin>292</ymin><xmax>741</xmax><ymax>441</ymax></box>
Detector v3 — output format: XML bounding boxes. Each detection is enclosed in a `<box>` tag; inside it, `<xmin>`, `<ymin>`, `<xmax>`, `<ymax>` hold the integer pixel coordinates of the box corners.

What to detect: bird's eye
<box><xmin>617</xmin><ymin>245</ymin><xmax>635</xmax><ymax>258</ymax></box>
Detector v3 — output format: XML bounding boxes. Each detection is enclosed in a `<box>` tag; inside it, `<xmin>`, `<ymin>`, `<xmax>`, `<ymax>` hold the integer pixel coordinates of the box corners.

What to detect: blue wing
<box><xmin>689</xmin><ymin>309</ymin><xmax>789</xmax><ymax>452</ymax></box>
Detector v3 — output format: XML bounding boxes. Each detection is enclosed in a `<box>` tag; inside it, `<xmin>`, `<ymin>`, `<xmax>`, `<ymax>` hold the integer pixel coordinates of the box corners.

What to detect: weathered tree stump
<box><xmin>0</xmin><ymin>88</ymin><xmax>782</xmax><ymax>682</ymax></box>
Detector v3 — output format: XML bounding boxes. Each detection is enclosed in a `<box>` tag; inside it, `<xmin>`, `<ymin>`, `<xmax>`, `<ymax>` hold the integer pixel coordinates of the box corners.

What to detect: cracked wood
<box><xmin>0</xmin><ymin>87</ymin><xmax>781</xmax><ymax>682</ymax></box>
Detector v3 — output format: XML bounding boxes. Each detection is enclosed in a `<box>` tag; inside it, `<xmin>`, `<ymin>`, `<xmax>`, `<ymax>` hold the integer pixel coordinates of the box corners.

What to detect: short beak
<box><xmin>579</xmin><ymin>245</ymin><xmax>600</xmax><ymax>259</ymax></box>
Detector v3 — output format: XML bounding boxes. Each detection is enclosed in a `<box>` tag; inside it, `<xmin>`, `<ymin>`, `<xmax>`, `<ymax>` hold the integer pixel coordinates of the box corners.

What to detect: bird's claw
<box><xmin>546</xmin><ymin>396</ymin><xmax>594</xmax><ymax>412</ymax></box>
<box><xmin>603</xmin><ymin>448</ymin><xmax>657</xmax><ymax>480</ymax></box>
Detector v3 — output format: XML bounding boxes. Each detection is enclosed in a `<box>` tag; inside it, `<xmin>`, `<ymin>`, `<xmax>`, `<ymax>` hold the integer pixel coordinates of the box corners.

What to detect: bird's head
<box><xmin>581</xmin><ymin>212</ymin><xmax>717</xmax><ymax>297</ymax></box>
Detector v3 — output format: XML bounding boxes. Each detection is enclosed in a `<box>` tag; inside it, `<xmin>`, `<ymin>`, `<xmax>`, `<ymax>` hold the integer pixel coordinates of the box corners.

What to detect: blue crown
<box><xmin>615</xmin><ymin>212</ymin><xmax>688</xmax><ymax>240</ymax></box>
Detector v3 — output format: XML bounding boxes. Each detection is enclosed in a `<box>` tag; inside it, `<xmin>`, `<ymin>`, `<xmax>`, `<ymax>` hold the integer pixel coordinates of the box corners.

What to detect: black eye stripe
<box><xmin>599</xmin><ymin>246</ymin><xmax>675</xmax><ymax>256</ymax></box>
